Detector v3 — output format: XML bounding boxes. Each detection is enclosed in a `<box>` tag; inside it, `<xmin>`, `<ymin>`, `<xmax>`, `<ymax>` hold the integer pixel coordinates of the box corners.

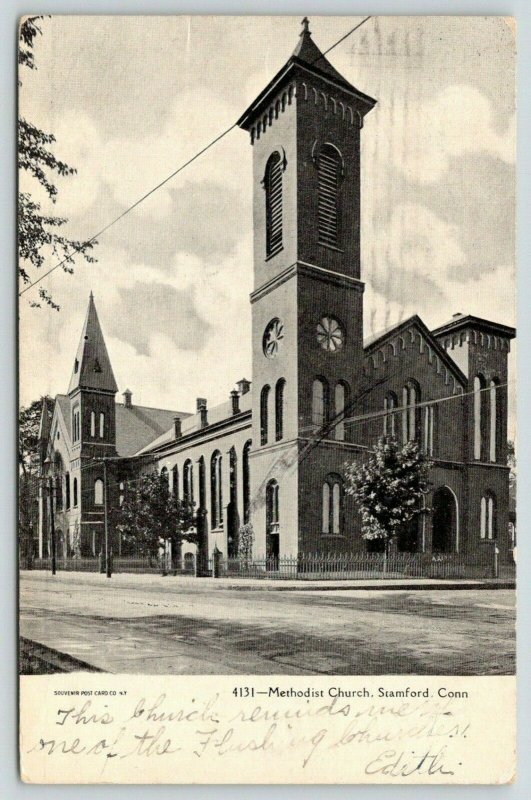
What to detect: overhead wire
<box><xmin>19</xmin><ymin>16</ymin><xmax>373</xmax><ymax>298</ymax></box>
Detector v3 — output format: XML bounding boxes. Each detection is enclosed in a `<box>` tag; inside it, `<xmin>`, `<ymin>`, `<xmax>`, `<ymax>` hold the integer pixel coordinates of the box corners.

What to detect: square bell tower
<box><xmin>237</xmin><ymin>19</ymin><xmax>376</xmax><ymax>557</ymax></box>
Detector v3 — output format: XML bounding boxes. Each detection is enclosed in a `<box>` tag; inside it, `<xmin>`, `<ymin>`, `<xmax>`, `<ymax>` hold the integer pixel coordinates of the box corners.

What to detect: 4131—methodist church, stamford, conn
<box><xmin>36</xmin><ymin>21</ymin><xmax>516</xmax><ymax>572</ymax></box>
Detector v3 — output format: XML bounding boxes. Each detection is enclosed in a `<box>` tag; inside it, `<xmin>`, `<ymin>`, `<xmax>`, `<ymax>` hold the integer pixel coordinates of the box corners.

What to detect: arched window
<box><xmin>160</xmin><ymin>466</ymin><xmax>168</xmax><ymax>483</ymax></box>
<box><xmin>312</xmin><ymin>377</ymin><xmax>329</xmax><ymax>429</ymax></box>
<box><xmin>73</xmin><ymin>477</ymin><xmax>78</xmax><ymax>507</ymax></box>
<box><xmin>266</xmin><ymin>480</ymin><xmax>279</xmax><ymax>530</ymax></box>
<box><xmin>474</xmin><ymin>374</ymin><xmax>486</xmax><ymax>460</ymax></box>
<box><xmin>229</xmin><ymin>447</ymin><xmax>237</xmax><ymax>507</ymax></box>
<box><xmin>402</xmin><ymin>381</ymin><xmax>420</xmax><ymax>443</ymax></box>
<box><xmin>260</xmin><ymin>385</ymin><xmax>270</xmax><ymax>445</ymax></box>
<box><xmin>334</xmin><ymin>381</ymin><xmax>349</xmax><ymax>441</ymax></box>
<box><xmin>65</xmin><ymin>472</ymin><xmax>70</xmax><ymax>510</ymax></box>
<box><xmin>423</xmin><ymin>405</ymin><xmax>435</xmax><ymax>456</ymax></box>
<box><xmin>94</xmin><ymin>478</ymin><xmax>104</xmax><ymax>506</ymax></box>
<box><xmin>198</xmin><ymin>457</ymin><xmax>206</xmax><ymax>511</ymax></box>
<box><xmin>322</xmin><ymin>475</ymin><xmax>342</xmax><ymax>534</ymax></box>
<box><xmin>489</xmin><ymin>378</ymin><xmax>499</xmax><ymax>462</ymax></box>
<box><xmin>90</xmin><ymin>411</ymin><xmax>96</xmax><ymax>437</ymax></box>
<box><xmin>265</xmin><ymin>151</ymin><xmax>283</xmax><ymax>258</ymax></box>
<box><xmin>99</xmin><ymin>412</ymin><xmax>105</xmax><ymax>439</ymax></box>
<box><xmin>172</xmin><ymin>465</ymin><xmax>179</xmax><ymax>501</ymax></box>
<box><xmin>480</xmin><ymin>493</ymin><xmax>497</xmax><ymax>540</ymax></box>
<box><xmin>183</xmin><ymin>459</ymin><xmax>194</xmax><ymax>506</ymax></box>
<box><xmin>318</xmin><ymin>144</ymin><xmax>342</xmax><ymax>247</ymax></box>
<box><xmin>211</xmin><ymin>451</ymin><xmax>223</xmax><ymax>528</ymax></box>
<box><xmin>243</xmin><ymin>440</ymin><xmax>252</xmax><ymax>523</ymax></box>
<box><xmin>383</xmin><ymin>392</ymin><xmax>398</xmax><ymax>438</ymax></box>
<box><xmin>275</xmin><ymin>379</ymin><xmax>285</xmax><ymax>441</ymax></box>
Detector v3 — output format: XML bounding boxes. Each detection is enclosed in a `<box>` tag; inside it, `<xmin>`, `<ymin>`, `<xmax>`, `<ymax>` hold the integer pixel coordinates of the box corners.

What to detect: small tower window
<box><xmin>72</xmin><ymin>407</ymin><xmax>80</xmax><ymax>443</ymax></box>
<box><xmin>334</xmin><ymin>381</ymin><xmax>349</xmax><ymax>441</ymax></box>
<box><xmin>265</xmin><ymin>151</ymin><xmax>283</xmax><ymax>258</ymax></box>
<box><xmin>99</xmin><ymin>412</ymin><xmax>105</xmax><ymax>439</ymax></box>
<box><xmin>94</xmin><ymin>478</ymin><xmax>104</xmax><ymax>506</ymax></box>
<box><xmin>90</xmin><ymin>411</ymin><xmax>96</xmax><ymax>437</ymax></box>
<box><xmin>318</xmin><ymin>144</ymin><xmax>342</xmax><ymax>247</ymax></box>
<box><xmin>474</xmin><ymin>374</ymin><xmax>488</xmax><ymax>460</ymax></box>
<box><xmin>73</xmin><ymin>477</ymin><xmax>78</xmax><ymax>508</ymax></box>
<box><xmin>312</xmin><ymin>377</ymin><xmax>329</xmax><ymax>429</ymax></box>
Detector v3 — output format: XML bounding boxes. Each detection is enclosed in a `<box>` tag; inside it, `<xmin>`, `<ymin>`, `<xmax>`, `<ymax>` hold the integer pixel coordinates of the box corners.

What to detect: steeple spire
<box><xmin>68</xmin><ymin>293</ymin><xmax>118</xmax><ymax>394</ymax></box>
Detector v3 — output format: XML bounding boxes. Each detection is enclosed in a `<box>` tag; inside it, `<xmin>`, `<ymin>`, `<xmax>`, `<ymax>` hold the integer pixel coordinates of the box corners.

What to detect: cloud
<box><xmin>106</xmin><ymin>281</ymin><xmax>212</xmax><ymax>357</ymax></box>
<box><xmin>385</xmin><ymin>84</ymin><xmax>515</xmax><ymax>184</ymax></box>
<box><xmin>362</xmin><ymin>203</ymin><xmax>463</xmax><ymax>319</ymax></box>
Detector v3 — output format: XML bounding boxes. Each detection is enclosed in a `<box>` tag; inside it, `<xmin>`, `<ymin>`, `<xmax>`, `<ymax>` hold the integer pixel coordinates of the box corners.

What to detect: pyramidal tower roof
<box><xmin>237</xmin><ymin>18</ymin><xmax>376</xmax><ymax>130</ymax></box>
<box><xmin>68</xmin><ymin>293</ymin><xmax>118</xmax><ymax>394</ymax></box>
<box><xmin>291</xmin><ymin>17</ymin><xmax>357</xmax><ymax>90</ymax></box>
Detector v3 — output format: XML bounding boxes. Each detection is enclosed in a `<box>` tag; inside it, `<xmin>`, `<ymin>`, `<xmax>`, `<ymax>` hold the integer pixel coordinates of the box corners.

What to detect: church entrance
<box><xmin>266</xmin><ymin>480</ymin><xmax>280</xmax><ymax>568</ymax></box>
<box><xmin>432</xmin><ymin>487</ymin><xmax>458</xmax><ymax>553</ymax></box>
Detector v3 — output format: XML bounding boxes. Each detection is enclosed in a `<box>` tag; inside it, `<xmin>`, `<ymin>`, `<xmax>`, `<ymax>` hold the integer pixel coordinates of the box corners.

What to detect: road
<box><xmin>19</xmin><ymin>572</ymin><xmax>515</xmax><ymax>675</ymax></box>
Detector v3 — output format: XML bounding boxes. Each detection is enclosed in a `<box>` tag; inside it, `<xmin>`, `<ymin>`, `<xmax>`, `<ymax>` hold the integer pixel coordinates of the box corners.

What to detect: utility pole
<box><xmin>103</xmin><ymin>457</ymin><xmax>112</xmax><ymax>578</ymax></box>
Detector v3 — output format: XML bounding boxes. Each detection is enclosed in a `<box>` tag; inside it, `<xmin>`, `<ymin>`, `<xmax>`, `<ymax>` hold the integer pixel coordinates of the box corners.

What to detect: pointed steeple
<box><xmin>237</xmin><ymin>18</ymin><xmax>376</xmax><ymax>132</ymax></box>
<box><xmin>291</xmin><ymin>16</ymin><xmax>351</xmax><ymax>88</ymax></box>
<box><xmin>68</xmin><ymin>293</ymin><xmax>118</xmax><ymax>394</ymax></box>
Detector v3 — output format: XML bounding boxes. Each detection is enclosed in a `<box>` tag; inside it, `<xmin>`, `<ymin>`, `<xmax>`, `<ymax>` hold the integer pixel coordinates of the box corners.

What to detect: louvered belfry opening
<box><xmin>265</xmin><ymin>151</ymin><xmax>283</xmax><ymax>257</ymax></box>
<box><xmin>318</xmin><ymin>144</ymin><xmax>341</xmax><ymax>247</ymax></box>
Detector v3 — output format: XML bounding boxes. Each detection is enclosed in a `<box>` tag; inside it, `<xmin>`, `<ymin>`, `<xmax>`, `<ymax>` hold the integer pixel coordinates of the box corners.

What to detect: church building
<box><xmin>37</xmin><ymin>21</ymin><xmax>516</xmax><ymax>570</ymax></box>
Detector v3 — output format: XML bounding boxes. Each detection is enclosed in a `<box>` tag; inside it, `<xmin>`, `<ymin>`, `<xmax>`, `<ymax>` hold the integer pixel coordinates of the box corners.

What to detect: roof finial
<box><xmin>301</xmin><ymin>16</ymin><xmax>311</xmax><ymax>36</ymax></box>
<box><xmin>89</xmin><ymin>290</ymin><xmax>94</xmax><ymax>300</ymax></box>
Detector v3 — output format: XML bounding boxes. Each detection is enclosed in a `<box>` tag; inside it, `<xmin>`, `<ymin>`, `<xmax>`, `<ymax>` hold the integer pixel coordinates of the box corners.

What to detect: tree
<box><xmin>19</xmin><ymin>397</ymin><xmax>52</xmax><ymax>563</ymax></box>
<box><xmin>116</xmin><ymin>472</ymin><xmax>197</xmax><ymax>562</ymax></box>
<box><xmin>237</xmin><ymin>522</ymin><xmax>254</xmax><ymax>566</ymax></box>
<box><xmin>344</xmin><ymin>436</ymin><xmax>431</xmax><ymax>551</ymax></box>
<box><xmin>18</xmin><ymin>16</ymin><xmax>97</xmax><ymax>309</ymax></box>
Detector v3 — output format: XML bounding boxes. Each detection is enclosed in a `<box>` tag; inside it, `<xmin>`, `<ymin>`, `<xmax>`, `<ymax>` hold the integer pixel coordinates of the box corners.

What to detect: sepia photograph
<box><xmin>18</xmin><ymin>14</ymin><xmax>516</xmax><ymax>687</ymax></box>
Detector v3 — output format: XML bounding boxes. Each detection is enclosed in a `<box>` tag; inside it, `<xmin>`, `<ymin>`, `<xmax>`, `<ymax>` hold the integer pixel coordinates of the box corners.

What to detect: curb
<box><xmin>205</xmin><ymin>581</ymin><xmax>516</xmax><ymax>592</ymax></box>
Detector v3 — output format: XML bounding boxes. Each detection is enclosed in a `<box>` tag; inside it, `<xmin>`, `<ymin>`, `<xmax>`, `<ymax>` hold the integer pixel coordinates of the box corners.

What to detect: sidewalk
<box><xmin>20</xmin><ymin>569</ymin><xmax>515</xmax><ymax>592</ymax></box>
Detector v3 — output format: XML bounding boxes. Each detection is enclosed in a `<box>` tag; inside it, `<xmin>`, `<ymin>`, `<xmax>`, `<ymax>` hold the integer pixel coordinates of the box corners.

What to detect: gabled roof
<box><xmin>68</xmin><ymin>293</ymin><xmax>118</xmax><ymax>394</ymax></box>
<box><xmin>115</xmin><ymin>403</ymin><xmax>191</xmax><ymax>458</ymax></box>
<box><xmin>237</xmin><ymin>20</ymin><xmax>376</xmax><ymax>130</ymax></box>
<box><xmin>134</xmin><ymin>387</ymin><xmax>253</xmax><ymax>456</ymax></box>
<box><xmin>431</xmin><ymin>313</ymin><xmax>516</xmax><ymax>341</ymax></box>
<box><xmin>364</xmin><ymin>314</ymin><xmax>468</xmax><ymax>387</ymax></box>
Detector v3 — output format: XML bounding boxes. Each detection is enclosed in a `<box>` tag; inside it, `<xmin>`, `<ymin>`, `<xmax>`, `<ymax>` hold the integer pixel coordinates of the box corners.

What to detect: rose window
<box><xmin>263</xmin><ymin>318</ymin><xmax>284</xmax><ymax>358</ymax></box>
<box><xmin>317</xmin><ymin>316</ymin><xmax>344</xmax><ymax>352</ymax></box>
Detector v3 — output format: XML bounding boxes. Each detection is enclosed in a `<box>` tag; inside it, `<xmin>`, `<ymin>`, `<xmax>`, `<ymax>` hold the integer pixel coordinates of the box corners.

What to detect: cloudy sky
<box><xmin>19</xmin><ymin>15</ymin><xmax>516</xmax><ymax>433</ymax></box>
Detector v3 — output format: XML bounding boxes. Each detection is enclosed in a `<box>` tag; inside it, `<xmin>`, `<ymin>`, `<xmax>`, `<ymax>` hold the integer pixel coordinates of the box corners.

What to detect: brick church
<box><xmin>37</xmin><ymin>21</ymin><xmax>515</xmax><ymax>569</ymax></box>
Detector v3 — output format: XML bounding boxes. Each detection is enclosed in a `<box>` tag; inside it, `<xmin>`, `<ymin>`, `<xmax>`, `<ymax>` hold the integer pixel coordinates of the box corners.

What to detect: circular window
<box><xmin>263</xmin><ymin>318</ymin><xmax>284</xmax><ymax>358</ymax></box>
<box><xmin>317</xmin><ymin>316</ymin><xmax>344</xmax><ymax>352</ymax></box>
